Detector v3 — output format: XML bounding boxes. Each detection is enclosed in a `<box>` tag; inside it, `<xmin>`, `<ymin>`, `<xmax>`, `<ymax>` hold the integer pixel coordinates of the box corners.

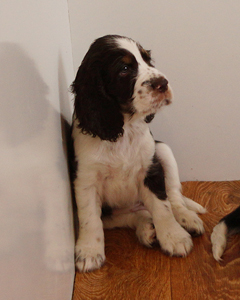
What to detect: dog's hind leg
<box><xmin>102</xmin><ymin>209</ymin><xmax>157</xmax><ymax>248</ymax></box>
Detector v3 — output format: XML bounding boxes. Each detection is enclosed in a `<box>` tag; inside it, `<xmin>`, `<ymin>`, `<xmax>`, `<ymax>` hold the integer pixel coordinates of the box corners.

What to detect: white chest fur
<box><xmin>73</xmin><ymin>119</ymin><xmax>155</xmax><ymax>207</ymax></box>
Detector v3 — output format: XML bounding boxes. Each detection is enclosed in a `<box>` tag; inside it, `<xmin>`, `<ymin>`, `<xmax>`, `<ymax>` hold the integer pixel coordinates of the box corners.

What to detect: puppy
<box><xmin>211</xmin><ymin>206</ymin><xmax>240</xmax><ymax>261</ymax></box>
<box><xmin>71</xmin><ymin>35</ymin><xmax>206</xmax><ymax>272</ymax></box>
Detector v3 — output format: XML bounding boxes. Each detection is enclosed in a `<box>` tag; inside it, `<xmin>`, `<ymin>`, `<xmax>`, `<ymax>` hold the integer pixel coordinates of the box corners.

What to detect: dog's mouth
<box><xmin>141</xmin><ymin>93</ymin><xmax>172</xmax><ymax>116</ymax></box>
<box><xmin>163</xmin><ymin>97</ymin><xmax>172</xmax><ymax>106</ymax></box>
<box><xmin>152</xmin><ymin>87</ymin><xmax>173</xmax><ymax>106</ymax></box>
<box><xmin>164</xmin><ymin>99</ymin><xmax>172</xmax><ymax>105</ymax></box>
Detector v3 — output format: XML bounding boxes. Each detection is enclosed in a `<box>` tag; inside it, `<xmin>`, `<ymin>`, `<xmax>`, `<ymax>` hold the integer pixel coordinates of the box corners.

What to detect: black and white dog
<box><xmin>71</xmin><ymin>35</ymin><xmax>206</xmax><ymax>272</ymax></box>
<box><xmin>211</xmin><ymin>206</ymin><xmax>240</xmax><ymax>261</ymax></box>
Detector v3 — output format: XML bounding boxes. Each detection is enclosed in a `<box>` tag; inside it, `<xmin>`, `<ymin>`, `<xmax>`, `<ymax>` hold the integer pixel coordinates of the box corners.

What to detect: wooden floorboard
<box><xmin>73</xmin><ymin>181</ymin><xmax>240</xmax><ymax>300</ymax></box>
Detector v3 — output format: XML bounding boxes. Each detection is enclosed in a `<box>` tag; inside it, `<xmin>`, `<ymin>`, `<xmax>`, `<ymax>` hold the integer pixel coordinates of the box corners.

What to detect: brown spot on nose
<box><xmin>150</xmin><ymin>77</ymin><xmax>168</xmax><ymax>93</ymax></box>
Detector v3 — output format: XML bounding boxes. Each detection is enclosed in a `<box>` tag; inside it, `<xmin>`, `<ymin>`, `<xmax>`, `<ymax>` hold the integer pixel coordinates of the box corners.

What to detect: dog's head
<box><xmin>71</xmin><ymin>35</ymin><xmax>173</xmax><ymax>141</ymax></box>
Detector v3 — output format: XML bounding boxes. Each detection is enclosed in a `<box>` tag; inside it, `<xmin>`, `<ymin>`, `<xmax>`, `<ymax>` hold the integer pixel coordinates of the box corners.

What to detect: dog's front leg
<box><xmin>141</xmin><ymin>186</ymin><xmax>193</xmax><ymax>257</ymax></box>
<box><xmin>74</xmin><ymin>184</ymin><xmax>105</xmax><ymax>272</ymax></box>
<box><xmin>155</xmin><ymin>142</ymin><xmax>206</xmax><ymax>236</ymax></box>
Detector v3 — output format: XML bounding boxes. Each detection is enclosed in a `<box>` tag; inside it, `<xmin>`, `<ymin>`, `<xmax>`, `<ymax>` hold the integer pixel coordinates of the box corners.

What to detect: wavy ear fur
<box><xmin>71</xmin><ymin>44</ymin><xmax>124</xmax><ymax>142</ymax></box>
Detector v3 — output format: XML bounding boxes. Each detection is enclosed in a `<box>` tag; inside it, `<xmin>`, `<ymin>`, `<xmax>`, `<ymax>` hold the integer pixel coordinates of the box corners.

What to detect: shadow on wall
<box><xmin>0</xmin><ymin>43</ymin><xmax>49</xmax><ymax>146</ymax></box>
<box><xmin>58</xmin><ymin>52</ymin><xmax>75</xmax><ymax>180</ymax></box>
<box><xmin>0</xmin><ymin>43</ymin><xmax>74</xmax><ymax>300</ymax></box>
<box><xmin>0</xmin><ymin>43</ymin><xmax>73</xmax><ymax>155</ymax></box>
<box><xmin>58</xmin><ymin>53</ymin><xmax>79</xmax><ymax>241</ymax></box>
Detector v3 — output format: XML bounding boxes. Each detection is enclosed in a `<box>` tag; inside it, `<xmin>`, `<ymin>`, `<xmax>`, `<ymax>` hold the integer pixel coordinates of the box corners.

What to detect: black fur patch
<box><xmin>144</xmin><ymin>152</ymin><xmax>167</xmax><ymax>200</ymax></box>
<box><xmin>101</xmin><ymin>204</ymin><xmax>113</xmax><ymax>217</ymax></box>
<box><xmin>69</xmin><ymin>125</ymin><xmax>78</xmax><ymax>182</ymax></box>
<box><xmin>145</xmin><ymin>114</ymin><xmax>155</xmax><ymax>123</ymax></box>
<box><xmin>66</xmin><ymin>124</ymin><xmax>79</xmax><ymax>241</ymax></box>
<box><xmin>71</xmin><ymin>35</ymin><xmax>139</xmax><ymax>142</ymax></box>
<box><xmin>221</xmin><ymin>205</ymin><xmax>240</xmax><ymax>235</ymax></box>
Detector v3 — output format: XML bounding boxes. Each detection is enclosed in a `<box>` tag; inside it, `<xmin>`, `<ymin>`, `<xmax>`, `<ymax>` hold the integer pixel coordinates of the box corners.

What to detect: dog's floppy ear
<box><xmin>71</xmin><ymin>52</ymin><xmax>124</xmax><ymax>142</ymax></box>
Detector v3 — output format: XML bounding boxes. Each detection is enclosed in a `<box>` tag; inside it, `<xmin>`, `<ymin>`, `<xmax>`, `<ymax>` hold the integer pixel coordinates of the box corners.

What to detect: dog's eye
<box><xmin>119</xmin><ymin>65</ymin><xmax>130</xmax><ymax>77</ymax></box>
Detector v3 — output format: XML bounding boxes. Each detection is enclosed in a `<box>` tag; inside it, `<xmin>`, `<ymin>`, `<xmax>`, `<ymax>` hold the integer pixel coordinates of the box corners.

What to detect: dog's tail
<box><xmin>211</xmin><ymin>221</ymin><xmax>228</xmax><ymax>261</ymax></box>
<box><xmin>211</xmin><ymin>206</ymin><xmax>240</xmax><ymax>261</ymax></box>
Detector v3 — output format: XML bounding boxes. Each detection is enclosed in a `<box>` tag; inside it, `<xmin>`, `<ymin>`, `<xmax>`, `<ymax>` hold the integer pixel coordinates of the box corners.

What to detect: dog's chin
<box><xmin>154</xmin><ymin>92</ymin><xmax>173</xmax><ymax>111</ymax></box>
<box><xmin>139</xmin><ymin>97</ymin><xmax>172</xmax><ymax>117</ymax></box>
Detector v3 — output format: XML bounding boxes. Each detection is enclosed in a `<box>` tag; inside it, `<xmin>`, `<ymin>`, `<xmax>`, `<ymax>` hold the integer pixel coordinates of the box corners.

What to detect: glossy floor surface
<box><xmin>73</xmin><ymin>181</ymin><xmax>240</xmax><ymax>300</ymax></box>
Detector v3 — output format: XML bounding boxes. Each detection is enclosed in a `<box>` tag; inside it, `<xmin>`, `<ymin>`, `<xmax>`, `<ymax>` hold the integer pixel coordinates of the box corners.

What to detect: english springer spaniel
<box><xmin>71</xmin><ymin>35</ymin><xmax>206</xmax><ymax>272</ymax></box>
<box><xmin>211</xmin><ymin>206</ymin><xmax>240</xmax><ymax>261</ymax></box>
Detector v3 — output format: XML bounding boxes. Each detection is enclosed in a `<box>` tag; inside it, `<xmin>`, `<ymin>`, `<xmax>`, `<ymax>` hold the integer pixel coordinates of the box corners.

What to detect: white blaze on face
<box><xmin>116</xmin><ymin>37</ymin><xmax>173</xmax><ymax>117</ymax></box>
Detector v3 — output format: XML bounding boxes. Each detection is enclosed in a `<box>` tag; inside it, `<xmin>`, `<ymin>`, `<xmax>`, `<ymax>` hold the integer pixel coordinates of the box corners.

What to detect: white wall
<box><xmin>0</xmin><ymin>1</ymin><xmax>75</xmax><ymax>300</ymax></box>
<box><xmin>68</xmin><ymin>0</ymin><xmax>240</xmax><ymax>181</ymax></box>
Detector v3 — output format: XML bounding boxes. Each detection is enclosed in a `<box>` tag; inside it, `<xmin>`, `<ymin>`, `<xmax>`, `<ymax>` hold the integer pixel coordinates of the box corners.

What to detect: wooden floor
<box><xmin>72</xmin><ymin>181</ymin><xmax>240</xmax><ymax>300</ymax></box>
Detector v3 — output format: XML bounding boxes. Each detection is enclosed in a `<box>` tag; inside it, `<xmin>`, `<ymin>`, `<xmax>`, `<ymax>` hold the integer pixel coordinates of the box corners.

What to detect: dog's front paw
<box><xmin>183</xmin><ymin>196</ymin><xmax>206</xmax><ymax>214</ymax></box>
<box><xmin>173</xmin><ymin>208</ymin><xmax>205</xmax><ymax>237</ymax></box>
<box><xmin>157</xmin><ymin>223</ymin><xmax>193</xmax><ymax>257</ymax></box>
<box><xmin>75</xmin><ymin>240</ymin><xmax>105</xmax><ymax>272</ymax></box>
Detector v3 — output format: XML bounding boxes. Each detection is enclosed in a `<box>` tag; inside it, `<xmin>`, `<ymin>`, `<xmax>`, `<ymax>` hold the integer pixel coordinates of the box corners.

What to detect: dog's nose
<box><xmin>150</xmin><ymin>77</ymin><xmax>168</xmax><ymax>93</ymax></box>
